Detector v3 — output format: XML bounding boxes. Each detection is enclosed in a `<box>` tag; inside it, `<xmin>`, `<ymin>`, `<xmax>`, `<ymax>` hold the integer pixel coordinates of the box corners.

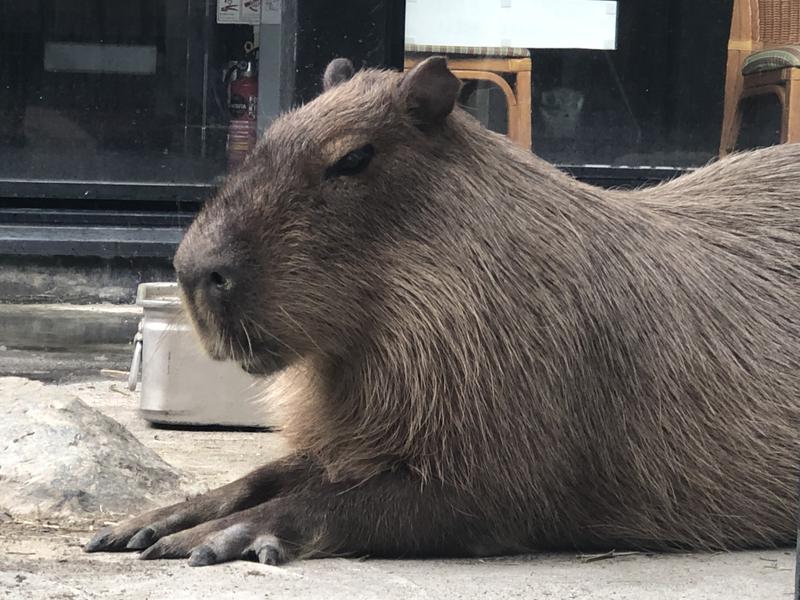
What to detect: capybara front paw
<box><xmin>191</xmin><ymin>533</ymin><xmax>289</xmax><ymax>567</ymax></box>
<box><xmin>138</xmin><ymin>518</ymin><xmax>292</xmax><ymax>567</ymax></box>
<box><xmin>84</xmin><ymin>503</ymin><xmax>205</xmax><ymax>553</ymax></box>
<box><xmin>85</xmin><ymin>517</ymin><xmax>168</xmax><ymax>553</ymax></box>
<box><xmin>85</xmin><ymin>521</ymin><xmax>161</xmax><ymax>553</ymax></box>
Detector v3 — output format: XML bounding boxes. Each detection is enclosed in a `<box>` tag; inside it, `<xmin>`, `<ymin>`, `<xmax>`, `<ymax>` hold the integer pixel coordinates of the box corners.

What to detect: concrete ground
<box><xmin>0</xmin><ymin>377</ymin><xmax>795</xmax><ymax>600</ymax></box>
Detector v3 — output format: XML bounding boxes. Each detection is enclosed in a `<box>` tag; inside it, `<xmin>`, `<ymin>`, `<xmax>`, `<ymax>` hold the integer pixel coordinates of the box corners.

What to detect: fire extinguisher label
<box><xmin>230</xmin><ymin>94</ymin><xmax>248</xmax><ymax>118</ymax></box>
<box><xmin>229</xmin><ymin>95</ymin><xmax>257</xmax><ymax>119</ymax></box>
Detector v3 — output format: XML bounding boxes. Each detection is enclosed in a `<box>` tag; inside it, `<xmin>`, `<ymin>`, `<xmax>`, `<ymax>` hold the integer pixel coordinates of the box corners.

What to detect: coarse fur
<box><xmin>86</xmin><ymin>58</ymin><xmax>799</xmax><ymax>564</ymax></box>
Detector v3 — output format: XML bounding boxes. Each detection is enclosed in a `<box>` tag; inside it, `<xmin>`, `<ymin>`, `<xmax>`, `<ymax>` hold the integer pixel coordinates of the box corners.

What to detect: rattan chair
<box><xmin>404</xmin><ymin>44</ymin><xmax>532</xmax><ymax>150</ymax></box>
<box><xmin>720</xmin><ymin>0</ymin><xmax>800</xmax><ymax>155</ymax></box>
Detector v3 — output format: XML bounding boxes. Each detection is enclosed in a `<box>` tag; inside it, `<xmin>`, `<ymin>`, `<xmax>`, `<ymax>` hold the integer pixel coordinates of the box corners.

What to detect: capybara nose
<box><xmin>208</xmin><ymin>269</ymin><xmax>232</xmax><ymax>291</ymax></box>
<box><xmin>174</xmin><ymin>248</ymin><xmax>237</xmax><ymax>310</ymax></box>
<box><xmin>205</xmin><ymin>268</ymin><xmax>235</xmax><ymax>296</ymax></box>
<box><xmin>179</xmin><ymin>264</ymin><xmax>236</xmax><ymax>304</ymax></box>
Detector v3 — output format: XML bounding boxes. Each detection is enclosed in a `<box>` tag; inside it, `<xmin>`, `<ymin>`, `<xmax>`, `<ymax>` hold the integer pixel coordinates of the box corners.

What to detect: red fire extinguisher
<box><xmin>226</xmin><ymin>60</ymin><xmax>258</xmax><ymax>168</ymax></box>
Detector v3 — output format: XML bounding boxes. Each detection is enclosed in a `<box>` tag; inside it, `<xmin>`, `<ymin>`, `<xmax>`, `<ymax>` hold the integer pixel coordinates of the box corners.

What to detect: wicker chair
<box><xmin>404</xmin><ymin>44</ymin><xmax>532</xmax><ymax>150</ymax></box>
<box><xmin>720</xmin><ymin>0</ymin><xmax>800</xmax><ymax>155</ymax></box>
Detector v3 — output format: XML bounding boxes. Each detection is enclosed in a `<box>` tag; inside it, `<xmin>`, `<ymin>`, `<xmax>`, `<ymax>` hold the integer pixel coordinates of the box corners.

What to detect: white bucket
<box><xmin>128</xmin><ymin>282</ymin><xmax>274</xmax><ymax>428</ymax></box>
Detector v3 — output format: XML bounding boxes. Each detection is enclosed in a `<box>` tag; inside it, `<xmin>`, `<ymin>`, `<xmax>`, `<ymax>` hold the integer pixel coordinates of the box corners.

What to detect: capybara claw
<box><xmin>84</xmin><ymin>528</ymin><xmax>113</xmax><ymax>552</ymax></box>
<box><xmin>188</xmin><ymin>545</ymin><xmax>218</xmax><ymax>567</ymax></box>
<box><xmin>127</xmin><ymin>526</ymin><xmax>157</xmax><ymax>550</ymax></box>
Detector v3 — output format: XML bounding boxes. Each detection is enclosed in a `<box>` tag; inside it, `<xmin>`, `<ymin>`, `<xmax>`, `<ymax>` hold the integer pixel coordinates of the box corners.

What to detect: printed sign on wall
<box><xmin>217</xmin><ymin>0</ymin><xmax>261</xmax><ymax>25</ymax></box>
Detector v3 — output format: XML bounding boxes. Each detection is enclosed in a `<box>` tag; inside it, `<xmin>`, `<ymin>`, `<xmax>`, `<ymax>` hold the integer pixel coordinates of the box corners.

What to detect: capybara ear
<box><xmin>323</xmin><ymin>58</ymin><xmax>355</xmax><ymax>91</ymax></box>
<box><xmin>400</xmin><ymin>56</ymin><xmax>461</xmax><ymax>127</ymax></box>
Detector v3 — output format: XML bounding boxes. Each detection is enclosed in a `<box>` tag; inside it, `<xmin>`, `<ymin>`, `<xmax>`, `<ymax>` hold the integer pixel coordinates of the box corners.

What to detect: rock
<box><xmin>0</xmin><ymin>377</ymin><xmax>189</xmax><ymax>520</ymax></box>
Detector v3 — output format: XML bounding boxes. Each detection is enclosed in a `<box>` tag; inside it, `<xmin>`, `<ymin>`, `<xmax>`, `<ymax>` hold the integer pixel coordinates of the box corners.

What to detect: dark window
<box><xmin>0</xmin><ymin>0</ymin><xmax>404</xmax><ymax>256</ymax></box>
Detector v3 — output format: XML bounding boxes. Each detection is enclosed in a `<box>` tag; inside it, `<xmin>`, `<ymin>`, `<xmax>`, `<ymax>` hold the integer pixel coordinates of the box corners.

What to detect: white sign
<box><xmin>405</xmin><ymin>0</ymin><xmax>618</xmax><ymax>50</ymax></box>
<box><xmin>217</xmin><ymin>0</ymin><xmax>261</xmax><ymax>25</ymax></box>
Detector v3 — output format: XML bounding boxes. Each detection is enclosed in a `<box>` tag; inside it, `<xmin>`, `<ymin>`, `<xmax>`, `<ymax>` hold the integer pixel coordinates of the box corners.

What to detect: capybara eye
<box><xmin>325</xmin><ymin>144</ymin><xmax>375</xmax><ymax>179</ymax></box>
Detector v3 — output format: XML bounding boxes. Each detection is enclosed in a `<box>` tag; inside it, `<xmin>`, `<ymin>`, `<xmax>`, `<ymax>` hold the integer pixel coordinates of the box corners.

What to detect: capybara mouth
<box><xmin>237</xmin><ymin>338</ymin><xmax>290</xmax><ymax>376</ymax></box>
<box><xmin>239</xmin><ymin>352</ymin><xmax>288</xmax><ymax>376</ymax></box>
<box><xmin>186</xmin><ymin>305</ymin><xmax>290</xmax><ymax>376</ymax></box>
<box><xmin>212</xmin><ymin>326</ymin><xmax>290</xmax><ymax>377</ymax></box>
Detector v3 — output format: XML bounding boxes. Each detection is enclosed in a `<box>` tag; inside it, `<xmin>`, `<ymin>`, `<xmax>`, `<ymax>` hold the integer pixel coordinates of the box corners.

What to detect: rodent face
<box><xmin>173</xmin><ymin>57</ymin><xmax>461</xmax><ymax>375</ymax></box>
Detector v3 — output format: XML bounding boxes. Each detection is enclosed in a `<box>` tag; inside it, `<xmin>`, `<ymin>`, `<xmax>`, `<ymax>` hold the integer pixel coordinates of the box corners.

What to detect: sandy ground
<box><xmin>0</xmin><ymin>378</ymin><xmax>795</xmax><ymax>599</ymax></box>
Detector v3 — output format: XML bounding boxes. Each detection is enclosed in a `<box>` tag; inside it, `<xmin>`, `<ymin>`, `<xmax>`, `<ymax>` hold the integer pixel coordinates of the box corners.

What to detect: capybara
<box><xmin>86</xmin><ymin>57</ymin><xmax>799</xmax><ymax>566</ymax></box>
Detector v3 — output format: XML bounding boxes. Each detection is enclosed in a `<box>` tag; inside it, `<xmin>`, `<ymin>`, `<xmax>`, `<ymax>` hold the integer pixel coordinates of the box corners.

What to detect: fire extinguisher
<box><xmin>225</xmin><ymin>59</ymin><xmax>258</xmax><ymax>168</ymax></box>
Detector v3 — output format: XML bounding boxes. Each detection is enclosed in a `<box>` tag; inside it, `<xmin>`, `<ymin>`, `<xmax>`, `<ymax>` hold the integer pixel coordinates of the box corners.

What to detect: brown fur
<box><xmin>87</xmin><ymin>59</ymin><xmax>799</xmax><ymax>564</ymax></box>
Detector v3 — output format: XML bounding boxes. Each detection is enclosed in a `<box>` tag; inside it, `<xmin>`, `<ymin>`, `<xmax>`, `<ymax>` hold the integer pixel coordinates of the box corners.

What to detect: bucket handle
<box><xmin>128</xmin><ymin>320</ymin><xmax>144</xmax><ymax>391</ymax></box>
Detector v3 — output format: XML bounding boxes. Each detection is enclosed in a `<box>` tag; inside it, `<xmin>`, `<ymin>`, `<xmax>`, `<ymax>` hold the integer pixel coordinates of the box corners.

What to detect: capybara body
<box><xmin>86</xmin><ymin>57</ymin><xmax>799</xmax><ymax>565</ymax></box>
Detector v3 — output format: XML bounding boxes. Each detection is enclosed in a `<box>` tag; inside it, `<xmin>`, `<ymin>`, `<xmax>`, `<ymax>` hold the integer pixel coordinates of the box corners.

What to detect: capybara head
<box><xmin>173</xmin><ymin>57</ymin><xmax>462</xmax><ymax>375</ymax></box>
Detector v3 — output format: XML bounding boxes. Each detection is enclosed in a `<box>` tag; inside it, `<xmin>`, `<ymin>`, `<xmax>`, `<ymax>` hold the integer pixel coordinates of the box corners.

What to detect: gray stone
<box><xmin>0</xmin><ymin>377</ymin><xmax>189</xmax><ymax>520</ymax></box>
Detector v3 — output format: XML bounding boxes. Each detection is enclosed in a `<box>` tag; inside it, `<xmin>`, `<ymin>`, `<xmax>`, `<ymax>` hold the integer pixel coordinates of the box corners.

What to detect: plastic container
<box><xmin>128</xmin><ymin>282</ymin><xmax>274</xmax><ymax>428</ymax></box>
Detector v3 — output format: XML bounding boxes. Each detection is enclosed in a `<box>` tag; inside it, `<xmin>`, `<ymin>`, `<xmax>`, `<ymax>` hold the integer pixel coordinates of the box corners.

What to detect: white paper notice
<box><xmin>405</xmin><ymin>0</ymin><xmax>618</xmax><ymax>50</ymax></box>
<box><xmin>217</xmin><ymin>0</ymin><xmax>261</xmax><ymax>25</ymax></box>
